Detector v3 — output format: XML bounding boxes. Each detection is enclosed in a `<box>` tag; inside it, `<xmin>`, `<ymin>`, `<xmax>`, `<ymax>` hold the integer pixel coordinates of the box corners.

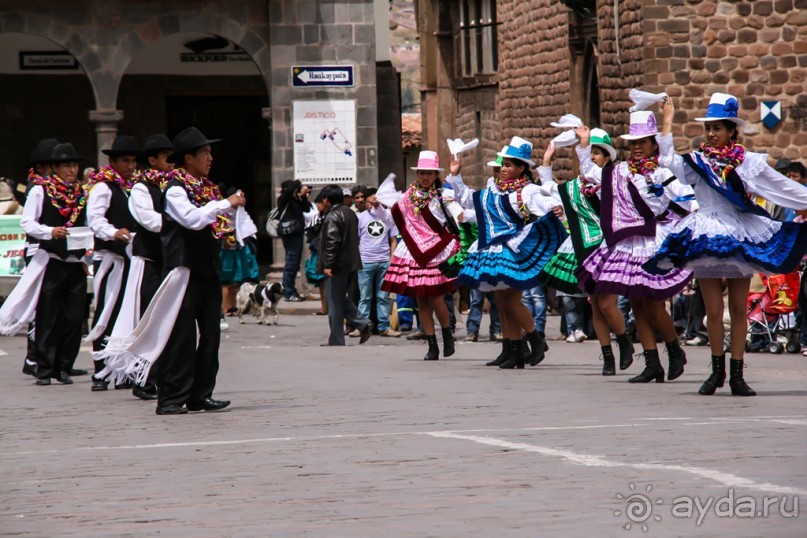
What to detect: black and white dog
<box><xmin>236</xmin><ymin>282</ymin><xmax>283</xmax><ymax>325</ymax></box>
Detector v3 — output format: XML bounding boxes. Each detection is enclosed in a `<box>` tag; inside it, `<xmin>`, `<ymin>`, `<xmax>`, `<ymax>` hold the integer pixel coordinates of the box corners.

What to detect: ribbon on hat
<box><xmin>706</xmin><ymin>97</ymin><xmax>739</xmax><ymax>118</ymax></box>
<box><xmin>628</xmin><ymin>88</ymin><xmax>668</xmax><ymax>112</ymax></box>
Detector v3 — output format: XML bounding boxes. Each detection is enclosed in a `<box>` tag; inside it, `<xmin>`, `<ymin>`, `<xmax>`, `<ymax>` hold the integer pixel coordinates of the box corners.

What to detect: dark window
<box><xmin>458</xmin><ymin>0</ymin><xmax>497</xmax><ymax>76</ymax></box>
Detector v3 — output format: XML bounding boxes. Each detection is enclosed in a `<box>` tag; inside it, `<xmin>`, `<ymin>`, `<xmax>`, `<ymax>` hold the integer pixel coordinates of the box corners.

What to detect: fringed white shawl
<box><xmin>85</xmin><ymin>252</ymin><xmax>127</xmax><ymax>342</ymax></box>
<box><xmin>0</xmin><ymin>249</ymin><xmax>50</xmax><ymax>335</ymax></box>
<box><xmin>95</xmin><ymin>267</ymin><xmax>190</xmax><ymax>385</ymax></box>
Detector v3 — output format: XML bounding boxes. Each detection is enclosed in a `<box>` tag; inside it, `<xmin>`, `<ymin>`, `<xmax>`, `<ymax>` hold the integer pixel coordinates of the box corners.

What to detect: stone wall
<box><xmin>640</xmin><ymin>0</ymin><xmax>807</xmax><ymax>159</ymax></box>
<box><xmin>454</xmin><ymin>88</ymin><xmax>500</xmax><ymax>187</ymax></box>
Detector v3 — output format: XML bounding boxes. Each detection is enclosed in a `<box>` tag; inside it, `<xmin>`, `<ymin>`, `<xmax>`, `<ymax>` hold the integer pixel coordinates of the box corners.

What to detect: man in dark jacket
<box><xmin>317</xmin><ymin>184</ymin><xmax>372</xmax><ymax>346</ymax></box>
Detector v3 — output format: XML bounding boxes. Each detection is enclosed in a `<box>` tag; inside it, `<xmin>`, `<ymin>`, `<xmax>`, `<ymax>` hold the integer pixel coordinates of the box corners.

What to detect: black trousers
<box><xmin>91</xmin><ymin>257</ymin><xmax>130</xmax><ymax>371</ymax></box>
<box><xmin>34</xmin><ymin>259</ymin><xmax>87</xmax><ymax>379</ymax></box>
<box><xmin>140</xmin><ymin>259</ymin><xmax>164</xmax><ymax>386</ymax></box>
<box><xmin>157</xmin><ymin>271</ymin><xmax>222</xmax><ymax>407</ymax></box>
<box><xmin>325</xmin><ymin>272</ymin><xmax>370</xmax><ymax>346</ymax></box>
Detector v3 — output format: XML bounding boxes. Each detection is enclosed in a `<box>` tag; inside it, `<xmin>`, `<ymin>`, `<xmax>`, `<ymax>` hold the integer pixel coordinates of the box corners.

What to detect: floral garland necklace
<box><xmin>90</xmin><ymin>166</ymin><xmax>134</xmax><ymax>193</ymax></box>
<box><xmin>495</xmin><ymin>175</ymin><xmax>531</xmax><ymax>220</ymax></box>
<box><xmin>133</xmin><ymin>169</ymin><xmax>168</xmax><ymax>190</ymax></box>
<box><xmin>169</xmin><ymin>168</ymin><xmax>234</xmax><ymax>239</ymax></box>
<box><xmin>28</xmin><ymin>168</ymin><xmax>50</xmax><ymax>184</ymax></box>
<box><xmin>700</xmin><ymin>140</ymin><xmax>746</xmax><ymax>184</ymax></box>
<box><xmin>406</xmin><ymin>182</ymin><xmax>440</xmax><ymax>215</ymax></box>
<box><xmin>628</xmin><ymin>155</ymin><xmax>664</xmax><ymax>197</ymax></box>
<box><xmin>32</xmin><ymin>173</ymin><xmax>87</xmax><ymax>228</ymax></box>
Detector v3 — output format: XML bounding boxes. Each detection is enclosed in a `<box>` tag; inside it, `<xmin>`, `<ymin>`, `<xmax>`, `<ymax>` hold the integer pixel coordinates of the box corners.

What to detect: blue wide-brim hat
<box><xmin>497</xmin><ymin>136</ymin><xmax>535</xmax><ymax>167</ymax></box>
<box><xmin>695</xmin><ymin>92</ymin><xmax>746</xmax><ymax>127</ymax></box>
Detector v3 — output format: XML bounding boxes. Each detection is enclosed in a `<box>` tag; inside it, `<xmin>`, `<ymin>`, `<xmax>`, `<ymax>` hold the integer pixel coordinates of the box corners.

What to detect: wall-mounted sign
<box><xmin>760</xmin><ymin>101</ymin><xmax>782</xmax><ymax>129</ymax></box>
<box><xmin>293</xmin><ymin>100</ymin><xmax>357</xmax><ymax>183</ymax></box>
<box><xmin>292</xmin><ymin>65</ymin><xmax>354</xmax><ymax>87</ymax></box>
<box><xmin>19</xmin><ymin>51</ymin><xmax>78</xmax><ymax>70</ymax></box>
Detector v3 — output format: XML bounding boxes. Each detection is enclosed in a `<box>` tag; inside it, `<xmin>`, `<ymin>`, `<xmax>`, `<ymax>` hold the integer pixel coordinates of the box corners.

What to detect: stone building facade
<box><xmin>0</xmin><ymin>0</ymin><xmax>403</xmax><ymax>264</ymax></box>
<box><xmin>417</xmin><ymin>0</ymin><xmax>807</xmax><ymax>185</ymax></box>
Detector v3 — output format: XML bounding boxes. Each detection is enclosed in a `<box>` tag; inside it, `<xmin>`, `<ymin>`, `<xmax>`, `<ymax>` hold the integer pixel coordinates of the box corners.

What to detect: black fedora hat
<box><xmin>30</xmin><ymin>138</ymin><xmax>59</xmax><ymax>165</ymax></box>
<box><xmin>50</xmin><ymin>143</ymin><xmax>85</xmax><ymax>163</ymax></box>
<box><xmin>168</xmin><ymin>127</ymin><xmax>221</xmax><ymax>163</ymax></box>
<box><xmin>101</xmin><ymin>135</ymin><xmax>140</xmax><ymax>157</ymax></box>
<box><xmin>138</xmin><ymin>134</ymin><xmax>175</xmax><ymax>161</ymax></box>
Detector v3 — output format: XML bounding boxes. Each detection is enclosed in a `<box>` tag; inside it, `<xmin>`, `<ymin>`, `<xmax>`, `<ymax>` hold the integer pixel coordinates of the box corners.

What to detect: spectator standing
<box><xmin>277</xmin><ymin>180</ymin><xmax>311</xmax><ymax>302</ymax></box>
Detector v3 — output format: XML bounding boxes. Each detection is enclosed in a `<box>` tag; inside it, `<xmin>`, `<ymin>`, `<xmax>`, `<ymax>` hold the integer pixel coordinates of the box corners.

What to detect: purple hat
<box><xmin>620</xmin><ymin>111</ymin><xmax>659</xmax><ymax>141</ymax></box>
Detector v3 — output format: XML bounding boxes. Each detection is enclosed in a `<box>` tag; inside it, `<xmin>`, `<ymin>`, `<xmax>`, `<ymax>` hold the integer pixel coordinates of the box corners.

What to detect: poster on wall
<box><xmin>0</xmin><ymin>216</ymin><xmax>27</xmax><ymax>276</ymax></box>
<box><xmin>293</xmin><ymin>100</ymin><xmax>357</xmax><ymax>184</ymax></box>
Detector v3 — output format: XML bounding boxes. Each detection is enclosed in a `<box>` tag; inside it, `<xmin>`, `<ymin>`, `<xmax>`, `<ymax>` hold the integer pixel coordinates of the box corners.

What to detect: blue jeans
<box><xmin>358</xmin><ymin>261</ymin><xmax>391</xmax><ymax>331</ymax></box>
<box><xmin>466</xmin><ymin>288</ymin><xmax>501</xmax><ymax>336</ymax></box>
<box><xmin>561</xmin><ymin>296</ymin><xmax>585</xmax><ymax>333</ymax></box>
<box><xmin>522</xmin><ymin>284</ymin><xmax>546</xmax><ymax>333</ymax></box>
<box><xmin>396</xmin><ymin>294</ymin><xmax>415</xmax><ymax>329</ymax></box>
<box><xmin>281</xmin><ymin>234</ymin><xmax>304</xmax><ymax>299</ymax></box>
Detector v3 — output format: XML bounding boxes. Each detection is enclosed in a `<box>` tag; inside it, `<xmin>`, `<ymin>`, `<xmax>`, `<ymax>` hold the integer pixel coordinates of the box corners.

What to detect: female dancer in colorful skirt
<box><xmin>575</xmin><ymin>111</ymin><xmax>694</xmax><ymax>383</ymax></box>
<box><xmin>446</xmin><ymin>137</ymin><xmax>567</xmax><ymax>369</ymax></box>
<box><xmin>537</xmin><ymin>128</ymin><xmax>635</xmax><ymax>375</ymax></box>
<box><xmin>380</xmin><ymin>150</ymin><xmax>461</xmax><ymax>360</ymax></box>
<box><xmin>646</xmin><ymin>94</ymin><xmax>807</xmax><ymax>396</ymax></box>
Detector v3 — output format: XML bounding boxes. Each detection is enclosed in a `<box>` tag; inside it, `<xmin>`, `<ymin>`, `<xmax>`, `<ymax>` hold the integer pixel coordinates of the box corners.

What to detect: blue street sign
<box><xmin>292</xmin><ymin>65</ymin><xmax>354</xmax><ymax>87</ymax></box>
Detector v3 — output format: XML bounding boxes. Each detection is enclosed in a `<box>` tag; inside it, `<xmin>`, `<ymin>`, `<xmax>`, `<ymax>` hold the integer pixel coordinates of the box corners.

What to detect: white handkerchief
<box><xmin>628</xmin><ymin>88</ymin><xmax>668</xmax><ymax>112</ymax></box>
<box><xmin>235</xmin><ymin>206</ymin><xmax>258</xmax><ymax>246</ymax></box>
<box><xmin>550</xmin><ymin>114</ymin><xmax>583</xmax><ymax>129</ymax></box>
<box><xmin>375</xmin><ymin>173</ymin><xmax>402</xmax><ymax>208</ymax></box>
<box><xmin>65</xmin><ymin>226</ymin><xmax>94</xmax><ymax>251</ymax></box>
<box><xmin>551</xmin><ymin>130</ymin><xmax>579</xmax><ymax>148</ymax></box>
<box><xmin>446</xmin><ymin>138</ymin><xmax>480</xmax><ymax>157</ymax></box>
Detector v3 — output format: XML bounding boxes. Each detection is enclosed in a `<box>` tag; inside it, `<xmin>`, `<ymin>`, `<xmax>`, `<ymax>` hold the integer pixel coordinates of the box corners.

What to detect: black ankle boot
<box><xmin>525</xmin><ymin>330</ymin><xmax>546</xmax><ymax>365</ymax></box>
<box><xmin>628</xmin><ymin>349</ymin><xmax>665</xmax><ymax>383</ymax></box>
<box><xmin>499</xmin><ymin>339</ymin><xmax>525</xmax><ymax>369</ymax></box>
<box><xmin>665</xmin><ymin>339</ymin><xmax>687</xmax><ymax>381</ymax></box>
<box><xmin>616</xmin><ymin>333</ymin><xmax>634</xmax><ymax>370</ymax></box>
<box><xmin>487</xmin><ymin>339</ymin><xmax>510</xmax><ymax>366</ymax></box>
<box><xmin>698</xmin><ymin>354</ymin><xmax>726</xmax><ymax>395</ymax></box>
<box><xmin>424</xmin><ymin>335</ymin><xmax>439</xmax><ymax>360</ymax></box>
<box><xmin>442</xmin><ymin>328</ymin><xmax>455</xmax><ymax>357</ymax></box>
<box><xmin>729</xmin><ymin>358</ymin><xmax>756</xmax><ymax>396</ymax></box>
<box><xmin>601</xmin><ymin>346</ymin><xmax>616</xmax><ymax>376</ymax></box>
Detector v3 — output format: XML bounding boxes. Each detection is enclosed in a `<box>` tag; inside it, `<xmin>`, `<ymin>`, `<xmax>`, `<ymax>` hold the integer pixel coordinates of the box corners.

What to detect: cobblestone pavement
<box><xmin>1</xmin><ymin>310</ymin><xmax>805</xmax><ymax>537</ymax></box>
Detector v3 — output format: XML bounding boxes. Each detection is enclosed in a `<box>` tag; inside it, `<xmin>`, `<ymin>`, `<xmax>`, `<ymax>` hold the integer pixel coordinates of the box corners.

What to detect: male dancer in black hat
<box><xmin>126</xmin><ymin>134</ymin><xmax>174</xmax><ymax>399</ymax></box>
<box><xmin>154</xmin><ymin>127</ymin><xmax>243</xmax><ymax>414</ymax></box>
<box><xmin>17</xmin><ymin>143</ymin><xmax>89</xmax><ymax>385</ymax></box>
<box><xmin>87</xmin><ymin>135</ymin><xmax>139</xmax><ymax>391</ymax></box>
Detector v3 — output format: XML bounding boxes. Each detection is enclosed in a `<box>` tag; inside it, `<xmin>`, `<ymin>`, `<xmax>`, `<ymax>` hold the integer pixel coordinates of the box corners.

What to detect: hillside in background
<box><xmin>389</xmin><ymin>0</ymin><xmax>420</xmax><ymax>112</ymax></box>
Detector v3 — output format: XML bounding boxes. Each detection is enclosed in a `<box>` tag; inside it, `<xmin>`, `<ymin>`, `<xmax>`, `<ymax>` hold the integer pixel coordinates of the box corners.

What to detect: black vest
<box><xmin>160</xmin><ymin>179</ymin><xmax>220</xmax><ymax>276</ymax></box>
<box><xmin>28</xmin><ymin>190</ymin><xmax>88</xmax><ymax>260</ymax></box>
<box><xmin>132</xmin><ymin>181</ymin><xmax>164</xmax><ymax>264</ymax></box>
<box><xmin>94</xmin><ymin>181</ymin><xmax>137</xmax><ymax>256</ymax></box>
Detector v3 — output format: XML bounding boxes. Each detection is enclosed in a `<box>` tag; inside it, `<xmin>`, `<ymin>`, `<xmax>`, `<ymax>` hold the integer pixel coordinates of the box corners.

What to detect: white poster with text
<box><xmin>293</xmin><ymin>100</ymin><xmax>357</xmax><ymax>184</ymax></box>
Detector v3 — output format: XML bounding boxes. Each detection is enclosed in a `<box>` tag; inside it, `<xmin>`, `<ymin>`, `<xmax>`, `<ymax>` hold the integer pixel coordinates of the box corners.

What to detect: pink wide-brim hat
<box><xmin>410</xmin><ymin>150</ymin><xmax>444</xmax><ymax>171</ymax></box>
<box><xmin>620</xmin><ymin>111</ymin><xmax>659</xmax><ymax>141</ymax></box>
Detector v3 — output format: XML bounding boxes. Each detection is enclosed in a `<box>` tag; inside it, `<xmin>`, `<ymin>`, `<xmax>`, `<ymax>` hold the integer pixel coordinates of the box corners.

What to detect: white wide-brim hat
<box><xmin>694</xmin><ymin>92</ymin><xmax>747</xmax><ymax>127</ymax></box>
<box><xmin>620</xmin><ymin>111</ymin><xmax>660</xmax><ymax>141</ymax></box>
<box><xmin>410</xmin><ymin>150</ymin><xmax>444</xmax><ymax>171</ymax></box>
<box><xmin>497</xmin><ymin>136</ymin><xmax>535</xmax><ymax>167</ymax></box>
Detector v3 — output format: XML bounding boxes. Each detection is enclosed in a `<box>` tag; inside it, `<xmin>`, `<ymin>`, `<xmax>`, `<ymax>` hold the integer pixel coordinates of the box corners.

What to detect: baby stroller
<box><xmin>746</xmin><ymin>271</ymin><xmax>801</xmax><ymax>354</ymax></box>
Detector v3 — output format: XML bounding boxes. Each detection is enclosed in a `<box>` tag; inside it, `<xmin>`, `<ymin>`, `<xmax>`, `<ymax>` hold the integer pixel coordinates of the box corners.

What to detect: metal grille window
<box><xmin>458</xmin><ymin>0</ymin><xmax>498</xmax><ymax>76</ymax></box>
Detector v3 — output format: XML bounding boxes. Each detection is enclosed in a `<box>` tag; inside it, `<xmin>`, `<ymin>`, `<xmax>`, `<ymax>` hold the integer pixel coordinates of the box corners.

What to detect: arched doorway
<box><xmin>117</xmin><ymin>32</ymin><xmax>273</xmax><ymax>264</ymax></box>
<box><xmin>0</xmin><ymin>32</ymin><xmax>96</xmax><ymax>182</ymax></box>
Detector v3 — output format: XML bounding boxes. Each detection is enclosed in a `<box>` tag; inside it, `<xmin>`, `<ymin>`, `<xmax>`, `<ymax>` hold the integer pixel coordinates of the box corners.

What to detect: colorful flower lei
<box><xmin>32</xmin><ymin>173</ymin><xmax>87</xmax><ymax>228</ymax></box>
<box><xmin>90</xmin><ymin>166</ymin><xmax>134</xmax><ymax>193</ymax></box>
<box><xmin>495</xmin><ymin>175</ymin><xmax>532</xmax><ymax>220</ymax></box>
<box><xmin>28</xmin><ymin>168</ymin><xmax>50</xmax><ymax>184</ymax></box>
<box><xmin>133</xmin><ymin>169</ymin><xmax>169</xmax><ymax>190</ymax></box>
<box><xmin>628</xmin><ymin>155</ymin><xmax>665</xmax><ymax>196</ymax></box>
<box><xmin>406</xmin><ymin>182</ymin><xmax>440</xmax><ymax>215</ymax></box>
<box><xmin>169</xmin><ymin>168</ymin><xmax>234</xmax><ymax>240</ymax></box>
<box><xmin>700</xmin><ymin>140</ymin><xmax>746</xmax><ymax>184</ymax></box>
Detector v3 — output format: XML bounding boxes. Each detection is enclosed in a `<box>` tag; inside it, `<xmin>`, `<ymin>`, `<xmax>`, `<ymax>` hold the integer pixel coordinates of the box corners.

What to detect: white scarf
<box><xmin>85</xmin><ymin>252</ymin><xmax>126</xmax><ymax>342</ymax></box>
<box><xmin>95</xmin><ymin>267</ymin><xmax>190</xmax><ymax>385</ymax></box>
<box><xmin>0</xmin><ymin>249</ymin><xmax>50</xmax><ymax>335</ymax></box>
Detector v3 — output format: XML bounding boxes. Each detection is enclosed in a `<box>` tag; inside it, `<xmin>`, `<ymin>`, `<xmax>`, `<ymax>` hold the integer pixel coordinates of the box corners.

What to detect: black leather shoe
<box><xmin>156</xmin><ymin>404</ymin><xmax>188</xmax><ymax>415</ymax></box>
<box><xmin>115</xmin><ymin>379</ymin><xmax>134</xmax><ymax>389</ymax></box>
<box><xmin>67</xmin><ymin>368</ymin><xmax>89</xmax><ymax>376</ymax></box>
<box><xmin>57</xmin><ymin>371</ymin><xmax>74</xmax><ymax>384</ymax></box>
<box><xmin>91</xmin><ymin>378</ymin><xmax>109</xmax><ymax>392</ymax></box>
<box><xmin>133</xmin><ymin>384</ymin><xmax>158</xmax><ymax>401</ymax></box>
<box><xmin>22</xmin><ymin>360</ymin><xmax>38</xmax><ymax>377</ymax></box>
<box><xmin>359</xmin><ymin>323</ymin><xmax>373</xmax><ymax>344</ymax></box>
<box><xmin>35</xmin><ymin>377</ymin><xmax>51</xmax><ymax>386</ymax></box>
<box><xmin>187</xmin><ymin>398</ymin><xmax>231</xmax><ymax>412</ymax></box>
